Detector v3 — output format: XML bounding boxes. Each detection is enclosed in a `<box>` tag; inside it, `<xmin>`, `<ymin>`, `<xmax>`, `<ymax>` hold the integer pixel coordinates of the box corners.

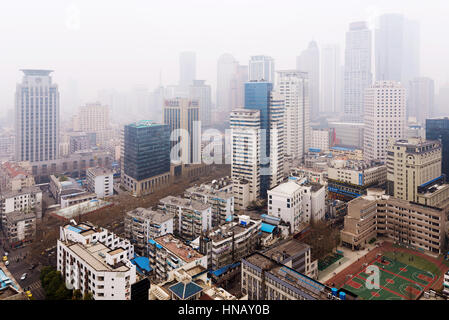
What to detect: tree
<box><xmin>83</xmin><ymin>292</ymin><xmax>94</xmax><ymax>300</ymax></box>
<box><xmin>72</xmin><ymin>289</ymin><xmax>83</xmax><ymax>300</ymax></box>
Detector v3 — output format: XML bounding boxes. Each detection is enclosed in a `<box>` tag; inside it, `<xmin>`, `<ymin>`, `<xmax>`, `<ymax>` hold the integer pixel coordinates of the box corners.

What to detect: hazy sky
<box><xmin>1</xmin><ymin>0</ymin><xmax>449</xmax><ymax>114</ymax></box>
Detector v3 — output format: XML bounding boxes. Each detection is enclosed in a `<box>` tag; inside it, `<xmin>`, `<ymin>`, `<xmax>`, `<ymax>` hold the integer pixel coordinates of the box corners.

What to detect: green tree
<box><xmin>83</xmin><ymin>292</ymin><xmax>94</xmax><ymax>300</ymax></box>
<box><xmin>72</xmin><ymin>289</ymin><xmax>83</xmax><ymax>300</ymax></box>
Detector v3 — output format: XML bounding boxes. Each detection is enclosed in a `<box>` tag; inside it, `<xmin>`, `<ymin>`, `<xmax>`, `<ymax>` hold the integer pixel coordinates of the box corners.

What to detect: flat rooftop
<box><xmin>87</xmin><ymin>166</ymin><xmax>113</xmax><ymax>176</ymax></box>
<box><xmin>154</xmin><ymin>234</ymin><xmax>203</xmax><ymax>264</ymax></box>
<box><xmin>159</xmin><ymin>195</ymin><xmax>210</xmax><ymax>211</ymax></box>
<box><xmin>264</xmin><ymin>239</ymin><xmax>310</xmax><ymax>260</ymax></box>
<box><xmin>127</xmin><ymin>207</ymin><xmax>174</xmax><ymax>224</ymax></box>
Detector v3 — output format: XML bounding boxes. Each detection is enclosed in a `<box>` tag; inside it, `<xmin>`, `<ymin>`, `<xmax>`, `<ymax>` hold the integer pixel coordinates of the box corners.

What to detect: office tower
<box><xmin>426</xmin><ymin>118</ymin><xmax>449</xmax><ymax>179</ymax></box>
<box><xmin>163</xmin><ymin>97</ymin><xmax>201</xmax><ymax>164</ymax></box>
<box><xmin>179</xmin><ymin>51</ymin><xmax>196</xmax><ymax>88</ymax></box>
<box><xmin>343</xmin><ymin>21</ymin><xmax>372</xmax><ymax>122</ymax></box>
<box><xmin>386</xmin><ymin>138</ymin><xmax>442</xmax><ymax>202</ymax></box>
<box><xmin>268</xmin><ymin>91</ymin><xmax>285</xmax><ymax>188</ymax></box>
<box><xmin>408</xmin><ymin>77</ymin><xmax>435</xmax><ymax>124</ymax></box>
<box><xmin>189</xmin><ymin>80</ymin><xmax>212</xmax><ymax>128</ymax></box>
<box><xmin>15</xmin><ymin>69</ymin><xmax>60</xmax><ymax>162</ymax></box>
<box><xmin>230</xmin><ymin>109</ymin><xmax>261</xmax><ymax>206</ymax></box>
<box><xmin>320</xmin><ymin>44</ymin><xmax>342</xmax><ymax>114</ymax></box>
<box><xmin>216</xmin><ymin>54</ymin><xmax>239</xmax><ymax>115</ymax></box>
<box><xmin>232</xmin><ymin>65</ymin><xmax>248</xmax><ymax>109</ymax></box>
<box><xmin>248</xmin><ymin>55</ymin><xmax>275</xmax><ymax>83</ymax></box>
<box><xmin>364</xmin><ymin>81</ymin><xmax>406</xmax><ymax>162</ymax></box>
<box><xmin>121</xmin><ymin>121</ymin><xmax>170</xmax><ymax>197</ymax></box>
<box><xmin>436</xmin><ymin>85</ymin><xmax>449</xmax><ymax>116</ymax></box>
<box><xmin>276</xmin><ymin>70</ymin><xmax>310</xmax><ymax>161</ymax></box>
<box><xmin>297</xmin><ymin>41</ymin><xmax>320</xmax><ymax>119</ymax></box>
<box><xmin>375</xmin><ymin>14</ymin><xmax>420</xmax><ymax>86</ymax></box>
<box><xmin>75</xmin><ymin>102</ymin><xmax>110</xmax><ymax>132</ymax></box>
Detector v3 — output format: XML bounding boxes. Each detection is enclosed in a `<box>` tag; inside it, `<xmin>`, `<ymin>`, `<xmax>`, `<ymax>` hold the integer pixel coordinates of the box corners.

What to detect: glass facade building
<box><xmin>426</xmin><ymin>118</ymin><xmax>449</xmax><ymax>179</ymax></box>
<box><xmin>123</xmin><ymin>121</ymin><xmax>170</xmax><ymax>181</ymax></box>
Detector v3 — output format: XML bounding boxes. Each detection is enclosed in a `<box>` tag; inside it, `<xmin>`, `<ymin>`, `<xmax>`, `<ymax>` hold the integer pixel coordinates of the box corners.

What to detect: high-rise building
<box><xmin>15</xmin><ymin>69</ymin><xmax>60</xmax><ymax>162</ymax></box>
<box><xmin>179</xmin><ymin>51</ymin><xmax>196</xmax><ymax>88</ymax></box>
<box><xmin>343</xmin><ymin>22</ymin><xmax>372</xmax><ymax>122</ymax></box>
<box><xmin>320</xmin><ymin>44</ymin><xmax>342</xmax><ymax>114</ymax></box>
<box><xmin>276</xmin><ymin>70</ymin><xmax>310</xmax><ymax>161</ymax></box>
<box><xmin>121</xmin><ymin>121</ymin><xmax>170</xmax><ymax>196</ymax></box>
<box><xmin>386</xmin><ymin>138</ymin><xmax>442</xmax><ymax>202</ymax></box>
<box><xmin>426</xmin><ymin>118</ymin><xmax>449</xmax><ymax>179</ymax></box>
<box><xmin>268</xmin><ymin>91</ymin><xmax>285</xmax><ymax>188</ymax></box>
<box><xmin>297</xmin><ymin>41</ymin><xmax>320</xmax><ymax>119</ymax></box>
<box><xmin>230</xmin><ymin>109</ymin><xmax>261</xmax><ymax>207</ymax></box>
<box><xmin>248</xmin><ymin>55</ymin><xmax>275</xmax><ymax>83</ymax></box>
<box><xmin>364</xmin><ymin>81</ymin><xmax>406</xmax><ymax>162</ymax></box>
<box><xmin>375</xmin><ymin>14</ymin><xmax>420</xmax><ymax>86</ymax></box>
<box><xmin>216</xmin><ymin>54</ymin><xmax>239</xmax><ymax>116</ymax></box>
<box><xmin>435</xmin><ymin>85</ymin><xmax>449</xmax><ymax>117</ymax></box>
<box><xmin>189</xmin><ymin>80</ymin><xmax>212</xmax><ymax>128</ymax></box>
<box><xmin>75</xmin><ymin>102</ymin><xmax>110</xmax><ymax>132</ymax></box>
<box><xmin>163</xmin><ymin>98</ymin><xmax>201</xmax><ymax>164</ymax></box>
<box><xmin>408</xmin><ymin>77</ymin><xmax>434</xmax><ymax>124</ymax></box>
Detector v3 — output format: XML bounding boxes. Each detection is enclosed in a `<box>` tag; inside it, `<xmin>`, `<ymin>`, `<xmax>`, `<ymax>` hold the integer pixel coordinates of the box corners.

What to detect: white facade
<box><xmin>276</xmin><ymin>70</ymin><xmax>310</xmax><ymax>161</ymax></box>
<box><xmin>310</xmin><ymin>129</ymin><xmax>330</xmax><ymax>152</ymax></box>
<box><xmin>57</xmin><ymin>222</ymin><xmax>136</xmax><ymax>300</ymax></box>
<box><xmin>179</xmin><ymin>51</ymin><xmax>196</xmax><ymax>88</ymax></box>
<box><xmin>269</xmin><ymin>91</ymin><xmax>285</xmax><ymax>188</ymax></box>
<box><xmin>320</xmin><ymin>44</ymin><xmax>342</xmax><ymax>114</ymax></box>
<box><xmin>268</xmin><ymin>178</ymin><xmax>325</xmax><ymax>233</ymax></box>
<box><xmin>86</xmin><ymin>167</ymin><xmax>113</xmax><ymax>198</ymax></box>
<box><xmin>0</xmin><ymin>187</ymin><xmax>42</xmax><ymax>224</ymax></box>
<box><xmin>364</xmin><ymin>81</ymin><xmax>406</xmax><ymax>162</ymax></box>
<box><xmin>230</xmin><ymin>109</ymin><xmax>261</xmax><ymax>205</ymax></box>
<box><xmin>343</xmin><ymin>22</ymin><xmax>372</xmax><ymax>123</ymax></box>
<box><xmin>15</xmin><ymin>69</ymin><xmax>59</xmax><ymax>162</ymax></box>
<box><xmin>249</xmin><ymin>55</ymin><xmax>275</xmax><ymax>83</ymax></box>
<box><xmin>75</xmin><ymin>102</ymin><xmax>110</xmax><ymax>133</ymax></box>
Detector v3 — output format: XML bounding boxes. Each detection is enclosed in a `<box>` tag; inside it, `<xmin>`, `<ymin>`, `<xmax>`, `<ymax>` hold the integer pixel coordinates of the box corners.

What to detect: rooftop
<box><xmin>87</xmin><ymin>166</ymin><xmax>113</xmax><ymax>176</ymax></box>
<box><xmin>5</xmin><ymin>211</ymin><xmax>36</xmax><ymax>224</ymax></box>
<box><xmin>127</xmin><ymin>120</ymin><xmax>164</xmax><ymax>129</ymax></box>
<box><xmin>20</xmin><ymin>69</ymin><xmax>53</xmax><ymax>76</ymax></box>
<box><xmin>264</xmin><ymin>239</ymin><xmax>310</xmax><ymax>262</ymax></box>
<box><xmin>127</xmin><ymin>207</ymin><xmax>174</xmax><ymax>224</ymax></box>
<box><xmin>153</xmin><ymin>234</ymin><xmax>203</xmax><ymax>264</ymax></box>
<box><xmin>159</xmin><ymin>195</ymin><xmax>210</xmax><ymax>211</ymax></box>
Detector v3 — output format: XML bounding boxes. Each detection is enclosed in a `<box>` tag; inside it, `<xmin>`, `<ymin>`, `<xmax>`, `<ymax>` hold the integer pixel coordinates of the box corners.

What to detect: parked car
<box><xmin>20</xmin><ymin>273</ymin><xmax>27</xmax><ymax>281</ymax></box>
<box><xmin>5</xmin><ymin>260</ymin><xmax>9</xmax><ymax>266</ymax></box>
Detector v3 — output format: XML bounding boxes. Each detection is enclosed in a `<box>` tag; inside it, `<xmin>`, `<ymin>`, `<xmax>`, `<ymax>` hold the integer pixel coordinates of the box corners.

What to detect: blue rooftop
<box><xmin>330</xmin><ymin>146</ymin><xmax>356</xmax><ymax>152</ymax></box>
<box><xmin>211</xmin><ymin>262</ymin><xmax>241</xmax><ymax>277</ymax></box>
<box><xmin>67</xmin><ymin>225</ymin><xmax>82</xmax><ymax>233</ymax></box>
<box><xmin>131</xmin><ymin>256</ymin><xmax>152</xmax><ymax>273</ymax></box>
<box><xmin>260</xmin><ymin>223</ymin><xmax>276</xmax><ymax>233</ymax></box>
<box><xmin>168</xmin><ymin>281</ymin><xmax>203</xmax><ymax>300</ymax></box>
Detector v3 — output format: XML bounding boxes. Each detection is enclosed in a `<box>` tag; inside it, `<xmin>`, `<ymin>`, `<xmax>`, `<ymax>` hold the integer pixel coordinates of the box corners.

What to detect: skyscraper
<box><xmin>179</xmin><ymin>51</ymin><xmax>196</xmax><ymax>88</ymax></box>
<box><xmin>375</xmin><ymin>14</ymin><xmax>420</xmax><ymax>86</ymax></box>
<box><xmin>248</xmin><ymin>55</ymin><xmax>275</xmax><ymax>83</ymax></box>
<box><xmin>189</xmin><ymin>80</ymin><xmax>212</xmax><ymax>128</ymax></box>
<box><xmin>343</xmin><ymin>22</ymin><xmax>372</xmax><ymax>123</ymax></box>
<box><xmin>164</xmin><ymin>97</ymin><xmax>201</xmax><ymax>164</ymax></box>
<box><xmin>244</xmin><ymin>81</ymin><xmax>273</xmax><ymax>197</ymax></box>
<box><xmin>15</xmin><ymin>69</ymin><xmax>60</xmax><ymax>162</ymax></box>
<box><xmin>297</xmin><ymin>41</ymin><xmax>320</xmax><ymax>119</ymax></box>
<box><xmin>320</xmin><ymin>44</ymin><xmax>342</xmax><ymax>115</ymax></box>
<box><xmin>121</xmin><ymin>121</ymin><xmax>170</xmax><ymax>197</ymax></box>
<box><xmin>268</xmin><ymin>91</ymin><xmax>285</xmax><ymax>188</ymax></box>
<box><xmin>408</xmin><ymin>77</ymin><xmax>435</xmax><ymax>124</ymax></box>
<box><xmin>230</xmin><ymin>109</ymin><xmax>261</xmax><ymax>204</ymax></box>
<box><xmin>426</xmin><ymin>118</ymin><xmax>449</xmax><ymax>179</ymax></box>
<box><xmin>364</xmin><ymin>81</ymin><xmax>406</xmax><ymax>162</ymax></box>
<box><xmin>216</xmin><ymin>53</ymin><xmax>239</xmax><ymax>115</ymax></box>
<box><xmin>276</xmin><ymin>70</ymin><xmax>310</xmax><ymax>161</ymax></box>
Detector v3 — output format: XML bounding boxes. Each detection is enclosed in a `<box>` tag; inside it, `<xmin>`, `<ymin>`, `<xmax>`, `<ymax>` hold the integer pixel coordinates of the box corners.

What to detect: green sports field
<box><xmin>341</xmin><ymin>255</ymin><xmax>438</xmax><ymax>300</ymax></box>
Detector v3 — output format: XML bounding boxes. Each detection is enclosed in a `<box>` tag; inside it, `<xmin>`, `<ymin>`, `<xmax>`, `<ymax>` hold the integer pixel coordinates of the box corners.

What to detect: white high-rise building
<box><xmin>276</xmin><ymin>70</ymin><xmax>310</xmax><ymax>161</ymax></box>
<box><xmin>75</xmin><ymin>102</ymin><xmax>110</xmax><ymax>132</ymax></box>
<box><xmin>249</xmin><ymin>55</ymin><xmax>275</xmax><ymax>83</ymax></box>
<box><xmin>179</xmin><ymin>51</ymin><xmax>196</xmax><ymax>88</ymax></box>
<box><xmin>297</xmin><ymin>41</ymin><xmax>319</xmax><ymax>119</ymax></box>
<box><xmin>189</xmin><ymin>80</ymin><xmax>212</xmax><ymax>128</ymax></box>
<box><xmin>15</xmin><ymin>69</ymin><xmax>60</xmax><ymax>162</ymax></box>
<box><xmin>343</xmin><ymin>22</ymin><xmax>373</xmax><ymax>123</ymax></box>
<box><xmin>268</xmin><ymin>91</ymin><xmax>285</xmax><ymax>188</ymax></box>
<box><xmin>216</xmin><ymin>54</ymin><xmax>239</xmax><ymax>115</ymax></box>
<box><xmin>230</xmin><ymin>109</ymin><xmax>261</xmax><ymax>205</ymax></box>
<box><xmin>320</xmin><ymin>44</ymin><xmax>342</xmax><ymax>114</ymax></box>
<box><xmin>375</xmin><ymin>14</ymin><xmax>420</xmax><ymax>86</ymax></box>
<box><xmin>364</xmin><ymin>81</ymin><xmax>406</xmax><ymax>162</ymax></box>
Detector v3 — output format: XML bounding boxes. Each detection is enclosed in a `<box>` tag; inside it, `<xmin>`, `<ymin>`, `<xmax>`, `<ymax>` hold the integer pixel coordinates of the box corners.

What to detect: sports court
<box><xmin>341</xmin><ymin>254</ymin><xmax>437</xmax><ymax>300</ymax></box>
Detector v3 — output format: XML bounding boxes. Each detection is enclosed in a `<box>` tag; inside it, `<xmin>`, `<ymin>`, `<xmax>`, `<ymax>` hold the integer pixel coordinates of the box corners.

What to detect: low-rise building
<box><xmin>0</xmin><ymin>186</ymin><xmax>42</xmax><ymax>226</ymax></box>
<box><xmin>148</xmin><ymin>234</ymin><xmax>207</xmax><ymax>283</ymax></box>
<box><xmin>158</xmin><ymin>196</ymin><xmax>212</xmax><ymax>241</ymax></box>
<box><xmin>289</xmin><ymin>166</ymin><xmax>327</xmax><ymax>185</ymax></box>
<box><xmin>268</xmin><ymin>178</ymin><xmax>325</xmax><ymax>233</ymax></box>
<box><xmin>329</xmin><ymin>146</ymin><xmax>363</xmax><ymax>161</ymax></box>
<box><xmin>86</xmin><ymin>167</ymin><xmax>114</xmax><ymax>198</ymax></box>
<box><xmin>241</xmin><ymin>252</ymin><xmax>338</xmax><ymax>300</ymax></box>
<box><xmin>57</xmin><ymin>221</ymin><xmax>136</xmax><ymax>300</ymax></box>
<box><xmin>0</xmin><ymin>161</ymin><xmax>35</xmax><ymax>192</ymax></box>
<box><xmin>327</xmin><ymin>159</ymin><xmax>386</xmax><ymax>201</ymax></box>
<box><xmin>199</xmin><ymin>215</ymin><xmax>261</xmax><ymax>270</ymax></box>
<box><xmin>124</xmin><ymin>207</ymin><xmax>174</xmax><ymax>256</ymax></box>
<box><xmin>4</xmin><ymin>211</ymin><xmax>36</xmax><ymax>248</ymax></box>
<box><xmin>184</xmin><ymin>185</ymin><xmax>234</xmax><ymax>227</ymax></box>
<box><xmin>341</xmin><ymin>189</ymin><xmax>448</xmax><ymax>254</ymax></box>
